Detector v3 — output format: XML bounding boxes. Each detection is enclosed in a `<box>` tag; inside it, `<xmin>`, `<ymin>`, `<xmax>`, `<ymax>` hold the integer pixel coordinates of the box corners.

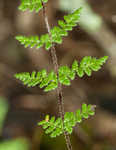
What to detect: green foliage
<box><xmin>18</xmin><ymin>0</ymin><xmax>48</xmax><ymax>12</ymax></box>
<box><xmin>15</xmin><ymin>35</ymin><xmax>41</xmax><ymax>48</ymax></box>
<box><xmin>72</xmin><ymin>55</ymin><xmax>108</xmax><ymax>77</ymax></box>
<box><xmin>15</xmin><ymin>8</ymin><xmax>81</xmax><ymax>50</ymax></box>
<box><xmin>58</xmin><ymin>8</ymin><xmax>81</xmax><ymax>31</ymax></box>
<box><xmin>15</xmin><ymin>56</ymin><xmax>108</xmax><ymax>91</ymax></box>
<box><xmin>15</xmin><ymin>70</ymin><xmax>58</xmax><ymax>92</ymax></box>
<box><xmin>15</xmin><ymin>34</ymin><xmax>52</xmax><ymax>50</ymax></box>
<box><xmin>38</xmin><ymin>103</ymin><xmax>95</xmax><ymax>138</ymax></box>
<box><xmin>59</xmin><ymin>56</ymin><xmax>108</xmax><ymax>86</ymax></box>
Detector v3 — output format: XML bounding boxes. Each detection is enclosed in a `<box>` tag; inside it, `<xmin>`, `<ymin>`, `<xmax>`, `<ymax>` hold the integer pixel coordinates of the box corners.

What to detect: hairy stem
<box><xmin>41</xmin><ymin>2</ymin><xmax>72</xmax><ymax>150</ymax></box>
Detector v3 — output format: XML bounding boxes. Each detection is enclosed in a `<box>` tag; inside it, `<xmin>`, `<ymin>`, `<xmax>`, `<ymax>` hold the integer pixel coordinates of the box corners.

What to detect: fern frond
<box><xmin>16</xmin><ymin>8</ymin><xmax>82</xmax><ymax>50</ymax></box>
<box><xmin>15</xmin><ymin>70</ymin><xmax>58</xmax><ymax>92</ymax></box>
<box><xmin>38</xmin><ymin>103</ymin><xmax>96</xmax><ymax>137</ymax></box>
<box><xmin>18</xmin><ymin>0</ymin><xmax>48</xmax><ymax>12</ymax></box>
<box><xmin>15</xmin><ymin>56</ymin><xmax>108</xmax><ymax>90</ymax></box>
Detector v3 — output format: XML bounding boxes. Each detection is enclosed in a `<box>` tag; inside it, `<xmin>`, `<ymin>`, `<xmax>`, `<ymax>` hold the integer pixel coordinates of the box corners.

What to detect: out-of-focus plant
<box><xmin>0</xmin><ymin>96</ymin><xmax>29</xmax><ymax>150</ymax></box>
<box><xmin>15</xmin><ymin>0</ymin><xmax>108</xmax><ymax>150</ymax></box>
<box><xmin>0</xmin><ymin>138</ymin><xmax>29</xmax><ymax>150</ymax></box>
<box><xmin>0</xmin><ymin>97</ymin><xmax>9</xmax><ymax>134</ymax></box>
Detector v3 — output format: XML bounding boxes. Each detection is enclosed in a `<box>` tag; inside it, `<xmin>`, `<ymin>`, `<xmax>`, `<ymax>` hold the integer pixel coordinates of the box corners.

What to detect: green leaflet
<box><xmin>15</xmin><ymin>56</ymin><xmax>108</xmax><ymax>91</ymax></box>
<box><xmin>15</xmin><ymin>70</ymin><xmax>58</xmax><ymax>92</ymax></box>
<box><xmin>76</xmin><ymin>56</ymin><xmax>108</xmax><ymax>77</ymax></box>
<box><xmin>15</xmin><ymin>35</ymin><xmax>41</xmax><ymax>48</ymax></box>
<box><xmin>38</xmin><ymin>103</ymin><xmax>96</xmax><ymax>137</ymax></box>
<box><xmin>58</xmin><ymin>56</ymin><xmax>108</xmax><ymax>85</ymax></box>
<box><xmin>16</xmin><ymin>34</ymin><xmax>52</xmax><ymax>50</ymax></box>
<box><xmin>59</xmin><ymin>7</ymin><xmax>82</xmax><ymax>31</ymax></box>
<box><xmin>15</xmin><ymin>35</ymin><xmax>52</xmax><ymax>50</ymax></box>
<box><xmin>16</xmin><ymin>8</ymin><xmax>82</xmax><ymax>50</ymax></box>
<box><xmin>18</xmin><ymin>0</ymin><xmax>48</xmax><ymax>12</ymax></box>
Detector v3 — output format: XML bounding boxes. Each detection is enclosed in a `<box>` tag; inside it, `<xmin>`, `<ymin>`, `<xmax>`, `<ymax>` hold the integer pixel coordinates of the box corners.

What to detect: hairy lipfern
<box><xmin>15</xmin><ymin>1</ymin><xmax>109</xmax><ymax>149</ymax></box>
<box><xmin>15</xmin><ymin>56</ymin><xmax>108</xmax><ymax>91</ymax></box>
<box><xmin>16</xmin><ymin>8</ymin><xmax>81</xmax><ymax>50</ymax></box>
<box><xmin>38</xmin><ymin>104</ymin><xmax>95</xmax><ymax>137</ymax></box>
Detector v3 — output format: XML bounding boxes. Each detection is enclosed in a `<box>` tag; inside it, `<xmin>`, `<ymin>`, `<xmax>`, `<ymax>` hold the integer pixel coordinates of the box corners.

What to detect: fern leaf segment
<box><xmin>38</xmin><ymin>103</ymin><xmax>96</xmax><ymax>137</ymax></box>
<box><xmin>15</xmin><ymin>70</ymin><xmax>58</xmax><ymax>92</ymax></box>
<box><xmin>18</xmin><ymin>0</ymin><xmax>48</xmax><ymax>12</ymax></box>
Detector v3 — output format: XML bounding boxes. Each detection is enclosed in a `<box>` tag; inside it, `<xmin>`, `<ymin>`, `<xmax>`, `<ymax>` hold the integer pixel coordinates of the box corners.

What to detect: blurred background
<box><xmin>0</xmin><ymin>0</ymin><xmax>116</xmax><ymax>150</ymax></box>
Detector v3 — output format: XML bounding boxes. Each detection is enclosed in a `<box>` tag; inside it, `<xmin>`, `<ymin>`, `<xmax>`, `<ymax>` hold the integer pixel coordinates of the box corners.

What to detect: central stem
<box><xmin>41</xmin><ymin>2</ymin><xmax>72</xmax><ymax>150</ymax></box>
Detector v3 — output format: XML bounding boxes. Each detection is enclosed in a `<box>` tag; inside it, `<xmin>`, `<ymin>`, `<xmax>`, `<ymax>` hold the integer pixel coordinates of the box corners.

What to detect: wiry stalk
<box><xmin>41</xmin><ymin>2</ymin><xmax>72</xmax><ymax>150</ymax></box>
